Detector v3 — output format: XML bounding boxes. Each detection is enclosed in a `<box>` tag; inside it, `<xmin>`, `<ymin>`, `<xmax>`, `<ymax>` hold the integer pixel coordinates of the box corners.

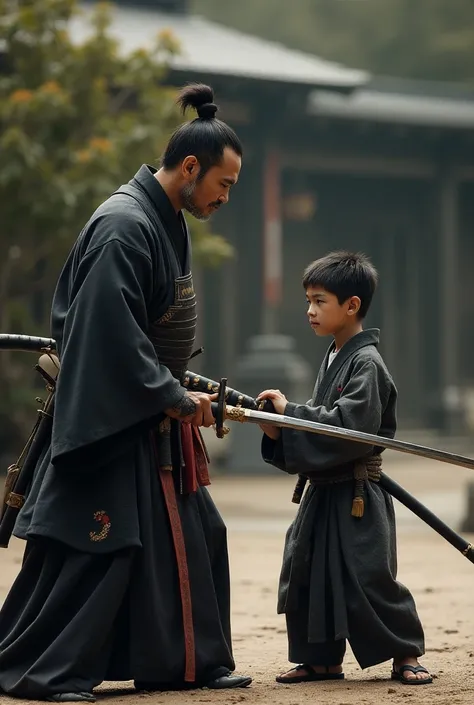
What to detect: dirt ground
<box><xmin>1</xmin><ymin>450</ymin><xmax>474</xmax><ymax>705</ymax></box>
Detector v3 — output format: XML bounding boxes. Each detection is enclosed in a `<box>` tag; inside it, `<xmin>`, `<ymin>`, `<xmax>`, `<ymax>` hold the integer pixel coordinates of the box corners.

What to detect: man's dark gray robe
<box><xmin>262</xmin><ymin>329</ymin><xmax>425</xmax><ymax>669</ymax></box>
<box><xmin>0</xmin><ymin>166</ymin><xmax>234</xmax><ymax>699</ymax></box>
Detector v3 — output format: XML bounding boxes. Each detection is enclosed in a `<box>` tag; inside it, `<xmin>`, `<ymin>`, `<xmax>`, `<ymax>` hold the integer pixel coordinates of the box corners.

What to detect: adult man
<box><xmin>0</xmin><ymin>83</ymin><xmax>250</xmax><ymax>701</ymax></box>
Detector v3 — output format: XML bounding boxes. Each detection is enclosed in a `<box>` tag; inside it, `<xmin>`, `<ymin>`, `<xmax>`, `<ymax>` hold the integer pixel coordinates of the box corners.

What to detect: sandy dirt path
<box><xmin>1</xmin><ymin>454</ymin><xmax>474</xmax><ymax>705</ymax></box>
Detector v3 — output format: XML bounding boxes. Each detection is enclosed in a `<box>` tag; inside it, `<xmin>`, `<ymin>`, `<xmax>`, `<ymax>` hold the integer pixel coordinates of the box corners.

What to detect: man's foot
<box><xmin>135</xmin><ymin>672</ymin><xmax>252</xmax><ymax>692</ymax></box>
<box><xmin>392</xmin><ymin>657</ymin><xmax>432</xmax><ymax>685</ymax></box>
<box><xmin>207</xmin><ymin>672</ymin><xmax>252</xmax><ymax>689</ymax></box>
<box><xmin>276</xmin><ymin>664</ymin><xmax>344</xmax><ymax>684</ymax></box>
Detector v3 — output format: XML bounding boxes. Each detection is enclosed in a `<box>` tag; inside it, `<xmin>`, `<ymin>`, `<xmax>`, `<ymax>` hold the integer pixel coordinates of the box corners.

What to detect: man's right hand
<box><xmin>165</xmin><ymin>391</ymin><xmax>217</xmax><ymax>428</ymax></box>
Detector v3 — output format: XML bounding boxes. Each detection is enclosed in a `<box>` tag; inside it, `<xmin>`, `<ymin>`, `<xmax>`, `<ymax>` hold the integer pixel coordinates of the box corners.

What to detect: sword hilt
<box><xmin>210</xmin><ymin>377</ymin><xmax>276</xmax><ymax>438</ymax></box>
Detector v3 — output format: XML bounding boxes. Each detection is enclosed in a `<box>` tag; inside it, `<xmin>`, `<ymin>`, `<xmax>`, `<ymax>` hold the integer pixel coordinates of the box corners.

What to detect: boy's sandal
<box><xmin>276</xmin><ymin>664</ymin><xmax>344</xmax><ymax>683</ymax></box>
<box><xmin>391</xmin><ymin>665</ymin><xmax>433</xmax><ymax>685</ymax></box>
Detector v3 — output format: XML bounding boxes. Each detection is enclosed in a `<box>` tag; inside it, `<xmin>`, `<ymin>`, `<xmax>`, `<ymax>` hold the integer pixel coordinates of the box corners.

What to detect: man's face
<box><xmin>180</xmin><ymin>147</ymin><xmax>241</xmax><ymax>221</ymax></box>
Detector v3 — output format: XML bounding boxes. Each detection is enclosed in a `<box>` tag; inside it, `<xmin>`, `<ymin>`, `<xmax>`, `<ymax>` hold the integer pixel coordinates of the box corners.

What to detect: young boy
<box><xmin>257</xmin><ymin>251</ymin><xmax>432</xmax><ymax>686</ymax></box>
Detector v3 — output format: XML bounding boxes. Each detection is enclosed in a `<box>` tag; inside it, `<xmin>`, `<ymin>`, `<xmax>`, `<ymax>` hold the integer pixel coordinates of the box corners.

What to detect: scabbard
<box><xmin>150</xmin><ymin>433</ymin><xmax>196</xmax><ymax>683</ymax></box>
<box><xmin>0</xmin><ymin>393</ymin><xmax>55</xmax><ymax>548</ymax></box>
<box><xmin>379</xmin><ymin>472</ymin><xmax>474</xmax><ymax>563</ymax></box>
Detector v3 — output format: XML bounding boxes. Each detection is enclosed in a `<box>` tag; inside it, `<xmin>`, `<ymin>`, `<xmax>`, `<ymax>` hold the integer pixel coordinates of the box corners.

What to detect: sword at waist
<box><xmin>0</xmin><ymin>334</ymin><xmax>56</xmax><ymax>352</ymax></box>
<box><xmin>0</xmin><ymin>353</ymin><xmax>58</xmax><ymax>548</ymax></box>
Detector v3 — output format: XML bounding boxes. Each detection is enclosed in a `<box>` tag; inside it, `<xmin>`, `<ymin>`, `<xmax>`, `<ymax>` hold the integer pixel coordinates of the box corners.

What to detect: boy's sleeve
<box><xmin>279</xmin><ymin>359</ymin><xmax>391</xmax><ymax>475</ymax></box>
<box><xmin>261</xmin><ymin>398</ymin><xmax>313</xmax><ymax>473</ymax></box>
<box><xmin>261</xmin><ymin>434</ymin><xmax>287</xmax><ymax>472</ymax></box>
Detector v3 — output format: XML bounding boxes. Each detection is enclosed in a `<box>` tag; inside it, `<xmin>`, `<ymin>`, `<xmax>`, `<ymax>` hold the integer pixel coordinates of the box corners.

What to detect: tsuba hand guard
<box><xmin>215</xmin><ymin>377</ymin><xmax>228</xmax><ymax>439</ymax></box>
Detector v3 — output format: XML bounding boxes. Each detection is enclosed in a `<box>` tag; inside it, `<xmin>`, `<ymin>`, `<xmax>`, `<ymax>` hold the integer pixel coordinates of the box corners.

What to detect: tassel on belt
<box><xmin>308</xmin><ymin>454</ymin><xmax>382</xmax><ymax>518</ymax></box>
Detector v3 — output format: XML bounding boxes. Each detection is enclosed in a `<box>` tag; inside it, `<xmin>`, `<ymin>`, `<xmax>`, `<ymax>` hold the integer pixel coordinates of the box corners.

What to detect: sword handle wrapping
<box><xmin>201</xmin><ymin>375</ymin><xmax>275</xmax><ymax>440</ymax></box>
<box><xmin>184</xmin><ymin>371</ymin><xmax>276</xmax><ymax>415</ymax></box>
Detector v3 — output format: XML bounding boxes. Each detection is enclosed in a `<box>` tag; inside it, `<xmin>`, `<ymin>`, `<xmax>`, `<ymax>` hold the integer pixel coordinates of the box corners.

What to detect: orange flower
<box><xmin>10</xmin><ymin>89</ymin><xmax>33</xmax><ymax>104</ymax></box>
<box><xmin>89</xmin><ymin>137</ymin><xmax>112</xmax><ymax>154</ymax></box>
<box><xmin>76</xmin><ymin>149</ymin><xmax>91</xmax><ymax>164</ymax></box>
<box><xmin>40</xmin><ymin>81</ymin><xmax>62</xmax><ymax>95</ymax></box>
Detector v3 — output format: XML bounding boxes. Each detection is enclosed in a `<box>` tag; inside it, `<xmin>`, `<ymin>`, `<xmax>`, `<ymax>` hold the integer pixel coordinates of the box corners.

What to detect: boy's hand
<box><xmin>257</xmin><ymin>390</ymin><xmax>288</xmax><ymax>440</ymax></box>
<box><xmin>256</xmin><ymin>389</ymin><xmax>288</xmax><ymax>415</ymax></box>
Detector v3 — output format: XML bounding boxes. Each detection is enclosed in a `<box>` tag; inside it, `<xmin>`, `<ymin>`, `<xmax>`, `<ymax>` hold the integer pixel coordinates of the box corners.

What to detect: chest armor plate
<box><xmin>148</xmin><ymin>272</ymin><xmax>197</xmax><ymax>381</ymax></box>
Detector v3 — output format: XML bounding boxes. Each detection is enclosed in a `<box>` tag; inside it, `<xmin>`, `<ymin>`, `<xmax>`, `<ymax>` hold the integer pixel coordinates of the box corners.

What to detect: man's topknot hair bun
<box><xmin>177</xmin><ymin>83</ymin><xmax>218</xmax><ymax>120</ymax></box>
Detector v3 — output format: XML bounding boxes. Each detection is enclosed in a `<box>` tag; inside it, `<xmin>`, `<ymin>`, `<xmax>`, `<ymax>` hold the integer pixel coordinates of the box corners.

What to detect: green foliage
<box><xmin>0</xmin><ymin>0</ymin><xmax>233</xmax><ymax>457</ymax></box>
<box><xmin>192</xmin><ymin>0</ymin><xmax>474</xmax><ymax>83</ymax></box>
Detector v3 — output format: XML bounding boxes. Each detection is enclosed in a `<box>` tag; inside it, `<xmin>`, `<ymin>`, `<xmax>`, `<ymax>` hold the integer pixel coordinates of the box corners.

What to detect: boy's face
<box><xmin>305</xmin><ymin>286</ymin><xmax>361</xmax><ymax>338</ymax></box>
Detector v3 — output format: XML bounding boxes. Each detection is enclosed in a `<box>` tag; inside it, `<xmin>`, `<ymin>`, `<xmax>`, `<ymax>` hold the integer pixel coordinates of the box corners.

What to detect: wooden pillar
<box><xmin>262</xmin><ymin>148</ymin><xmax>282</xmax><ymax>335</ymax></box>
<box><xmin>406</xmin><ymin>231</ymin><xmax>422</xmax><ymax>418</ymax></box>
<box><xmin>219</xmin><ymin>256</ymin><xmax>238</xmax><ymax>376</ymax></box>
<box><xmin>381</xmin><ymin>230</ymin><xmax>397</xmax><ymax>375</ymax></box>
<box><xmin>439</xmin><ymin>169</ymin><xmax>461</xmax><ymax>432</ymax></box>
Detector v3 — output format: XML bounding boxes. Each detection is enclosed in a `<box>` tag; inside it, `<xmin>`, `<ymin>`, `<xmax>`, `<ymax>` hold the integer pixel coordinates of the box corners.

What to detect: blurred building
<box><xmin>76</xmin><ymin>0</ymin><xmax>474</xmax><ymax>432</ymax></box>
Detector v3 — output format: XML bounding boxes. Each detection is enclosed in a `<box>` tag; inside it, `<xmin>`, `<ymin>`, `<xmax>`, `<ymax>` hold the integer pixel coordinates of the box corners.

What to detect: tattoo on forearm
<box><xmin>172</xmin><ymin>395</ymin><xmax>197</xmax><ymax>417</ymax></box>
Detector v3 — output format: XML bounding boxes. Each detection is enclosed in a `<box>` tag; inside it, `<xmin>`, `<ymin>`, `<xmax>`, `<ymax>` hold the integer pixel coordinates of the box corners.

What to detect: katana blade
<box><xmin>223</xmin><ymin>406</ymin><xmax>474</xmax><ymax>472</ymax></box>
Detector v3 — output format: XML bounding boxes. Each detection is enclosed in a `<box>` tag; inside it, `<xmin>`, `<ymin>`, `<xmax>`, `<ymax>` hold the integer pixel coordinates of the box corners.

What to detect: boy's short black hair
<box><xmin>303</xmin><ymin>251</ymin><xmax>378</xmax><ymax>319</ymax></box>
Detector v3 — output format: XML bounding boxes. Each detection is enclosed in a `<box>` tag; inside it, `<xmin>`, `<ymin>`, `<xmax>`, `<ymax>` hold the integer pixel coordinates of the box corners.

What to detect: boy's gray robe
<box><xmin>262</xmin><ymin>329</ymin><xmax>424</xmax><ymax>669</ymax></box>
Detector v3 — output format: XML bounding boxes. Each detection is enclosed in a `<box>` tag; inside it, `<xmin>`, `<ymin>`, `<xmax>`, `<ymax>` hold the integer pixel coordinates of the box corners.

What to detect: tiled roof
<box><xmin>73</xmin><ymin>3</ymin><xmax>367</xmax><ymax>89</ymax></box>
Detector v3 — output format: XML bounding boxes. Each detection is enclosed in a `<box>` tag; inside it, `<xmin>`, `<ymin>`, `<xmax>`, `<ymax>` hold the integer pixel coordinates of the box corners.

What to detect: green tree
<box><xmin>192</xmin><ymin>0</ymin><xmax>474</xmax><ymax>83</ymax></box>
<box><xmin>0</xmin><ymin>0</ymin><xmax>232</xmax><ymax>457</ymax></box>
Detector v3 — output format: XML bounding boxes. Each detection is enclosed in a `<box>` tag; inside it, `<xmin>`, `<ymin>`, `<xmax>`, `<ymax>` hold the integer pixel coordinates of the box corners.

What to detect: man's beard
<box><xmin>180</xmin><ymin>181</ymin><xmax>210</xmax><ymax>222</ymax></box>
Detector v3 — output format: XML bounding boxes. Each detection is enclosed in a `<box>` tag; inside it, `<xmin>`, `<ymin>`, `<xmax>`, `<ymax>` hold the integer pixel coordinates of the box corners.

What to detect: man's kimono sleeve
<box><xmin>51</xmin><ymin>237</ymin><xmax>185</xmax><ymax>472</ymax></box>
